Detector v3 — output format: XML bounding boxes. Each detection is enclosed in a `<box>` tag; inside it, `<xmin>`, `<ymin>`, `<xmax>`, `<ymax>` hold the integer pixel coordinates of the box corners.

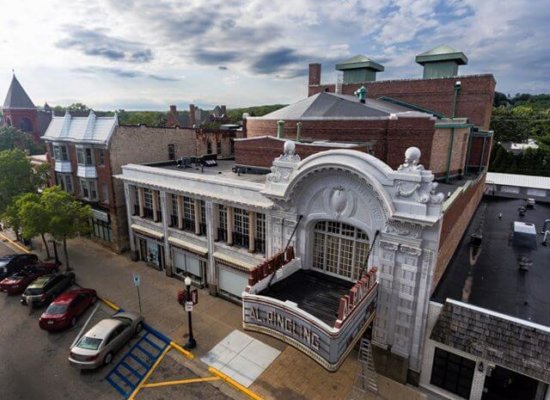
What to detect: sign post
<box><xmin>133</xmin><ymin>273</ymin><xmax>142</xmax><ymax>314</ymax></box>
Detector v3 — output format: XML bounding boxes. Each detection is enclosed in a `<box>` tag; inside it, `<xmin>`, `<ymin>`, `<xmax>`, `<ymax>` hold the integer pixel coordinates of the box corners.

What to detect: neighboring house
<box><xmin>501</xmin><ymin>138</ymin><xmax>539</xmax><ymax>155</ymax></box>
<box><xmin>42</xmin><ymin>111</ymin><xmax>196</xmax><ymax>253</ymax></box>
<box><xmin>1</xmin><ymin>74</ymin><xmax>52</xmax><ymax>141</ymax></box>
<box><xmin>485</xmin><ymin>172</ymin><xmax>550</xmax><ymax>202</ymax></box>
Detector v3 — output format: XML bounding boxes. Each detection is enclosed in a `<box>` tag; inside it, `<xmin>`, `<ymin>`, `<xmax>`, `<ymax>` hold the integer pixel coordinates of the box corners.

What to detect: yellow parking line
<box><xmin>0</xmin><ymin>232</ymin><xmax>31</xmax><ymax>254</ymax></box>
<box><xmin>208</xmin><ymin>367</ymin><xmax>264</xmax><ymax>400</ymax></box>
<box><xmin>99</xmin><ymin>297</ymin><xmax>121</xmax><ymax>311</ymax></box>
<box><xmin>128</xmin><ymin>345</ymin><xmax>171</xmax><ymax>400</ymax></box>
<box><xmin>169</xmin><ymin>341</ymin><xmax>194</xmax><ymax>360</ymax></box>
<box><xmin>142</xmin><ymin>376</ymin><xmax>220</xmax><ymax>388</ymax></box>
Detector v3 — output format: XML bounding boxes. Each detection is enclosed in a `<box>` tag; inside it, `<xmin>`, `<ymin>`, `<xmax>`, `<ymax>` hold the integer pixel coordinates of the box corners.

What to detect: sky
<box><xmin>1</xmin><ymin>0</ymin><xmax>549</xmax><ymax>111</ymax></box>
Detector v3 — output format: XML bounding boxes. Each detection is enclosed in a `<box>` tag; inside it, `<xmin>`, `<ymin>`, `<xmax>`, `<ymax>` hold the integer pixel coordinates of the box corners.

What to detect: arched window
<box><xmin>312</xmin><ymin>221</ymin><xmax>369</xmax><ymax>281</ymax></box>
<box><xmin>20</xmin><ymin>117</ymin><xmax>33</xmax><ymax>132</ymax></box>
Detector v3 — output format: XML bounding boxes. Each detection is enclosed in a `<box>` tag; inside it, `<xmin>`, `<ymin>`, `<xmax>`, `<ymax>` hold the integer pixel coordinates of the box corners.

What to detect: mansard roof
<box><xmin>42</xmin><ymin>111</ymin><xmax>118</xmax><ymax>145</ymax></box>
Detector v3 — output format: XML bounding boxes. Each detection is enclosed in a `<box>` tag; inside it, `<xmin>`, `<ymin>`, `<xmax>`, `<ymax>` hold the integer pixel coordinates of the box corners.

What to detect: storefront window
<box><xmin>430</xmin><ymin>347</ymin><xmax>475</xmax><ymax>398</ymax></box>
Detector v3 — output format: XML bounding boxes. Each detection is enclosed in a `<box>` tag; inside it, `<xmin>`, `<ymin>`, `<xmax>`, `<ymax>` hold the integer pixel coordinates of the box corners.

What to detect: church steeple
<box><xmin>3</xmin><ymin>74</ymin><xmax>35</xmax><ymax>110</ymax></box>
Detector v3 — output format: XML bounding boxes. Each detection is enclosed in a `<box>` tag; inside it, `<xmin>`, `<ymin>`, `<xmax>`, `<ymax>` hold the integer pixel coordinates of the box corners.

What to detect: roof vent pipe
<box><xmin>296</xmin><ymin>122</ymin><xmax>302</xmax><ymax>142</ymax></box>
<box><xmin>354</xmin><ymin>86</ymin><xmax>367</xmax><ymax>104</ymax></box>
<box><xmin>277</xmin><ymin>120</ymin><xmax>285</xmax><ymax>139</ymax></box>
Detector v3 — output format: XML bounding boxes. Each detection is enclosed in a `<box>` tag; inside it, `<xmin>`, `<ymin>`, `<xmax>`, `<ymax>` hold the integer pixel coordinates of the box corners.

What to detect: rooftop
<box><xmin>150</xmin><ymin>159</ymin><xmax>269</xmax><ymax>184</ymax></box>
<box><xmin>257</xmin><ymin>92</ymin><xmax>425</xmax><ymax>120</ymax></box>
<box><xmin>42</xmin><ymin>111</ymin><xmax>118</xmax><ymax>145</ymax></box>
<box><xmin>415</xmin><ymin>45</ymin><xmax>468</xmax><ymax>65</ymax></box>
<box><xmin>259</xmin><ymin>269</ymin><xmax>354</xmax><ymax>326</ymax></box>
<box><xmin>432</xmin><ymin>196</ymin><xmax>550</xmax><ymax>326</ymax></box>
<box><xmin>3</xmin><ymin>75</ymin><xmax>35</xmax><ymax>109</ymax></box>
<box><xmin>335</xmin><ymin>55</ymin><xmax>384</xmax><ymax>72</ymax></box>
<box><xmin>486</xmin><ymin>172</ymin><xmax>550</xmax><ymax>191</ymax></box>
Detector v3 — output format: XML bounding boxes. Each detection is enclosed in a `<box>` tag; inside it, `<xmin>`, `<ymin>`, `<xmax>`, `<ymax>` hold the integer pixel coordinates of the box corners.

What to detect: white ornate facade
<box><xmin>118</xmin><ymin>143</ymin><xmax>444</xmax><ymax>376</ymax></box>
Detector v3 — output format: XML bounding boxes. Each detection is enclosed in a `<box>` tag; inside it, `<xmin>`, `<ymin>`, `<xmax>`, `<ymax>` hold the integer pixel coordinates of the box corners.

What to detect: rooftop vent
<box><xmin>415</xmin><ymin>45</ymin><xmax>468</xmax><ymax>79</ymax></box>
<box><xmin>512</xmin><ymin>221</ymin><xmax>537</xmax><ymax>250</ymax></box>
<box><xmin>335</xmin><ymin>55</ymin><xmax>384</xmax><ymax>84</ymax></box>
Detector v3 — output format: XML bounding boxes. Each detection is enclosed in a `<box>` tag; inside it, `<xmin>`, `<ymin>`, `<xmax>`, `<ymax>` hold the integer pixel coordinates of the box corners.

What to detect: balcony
<box><xmin>54</xmin><ymin>160</ymin><xmax>72</xmax><ymax>173</ymax></box>
<box><xmin>243</xmin><ymin>255</ymin><xmax>378</xmax><ymax>372</ymax></box>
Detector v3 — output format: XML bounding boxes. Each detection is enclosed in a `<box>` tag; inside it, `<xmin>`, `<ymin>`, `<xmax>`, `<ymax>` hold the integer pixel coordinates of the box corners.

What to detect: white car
<box><xmin>68</xmin><ymin>311</ymin><xmax>144</xmax><ymax>369</ymax></box>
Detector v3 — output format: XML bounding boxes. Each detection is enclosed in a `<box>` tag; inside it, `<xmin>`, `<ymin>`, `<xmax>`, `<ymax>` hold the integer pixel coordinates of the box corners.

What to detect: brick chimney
<box><xmin>189</xmin><ymin>104</ymin><xmax>196</xmax><ymax>128</ymax></box>
<box><xmin>221</xmin><ymin>105</ymin><xmax>227</xmax><ymax>116</ymax></box>
<box><xmin>309</xmin><ymin>63</ymin><xmax>321</xmax><ymax>86</ymax></box>
<box><xmin>166</xmin><ymin>105</ymin><xmax>179</xmax><ymax>127</ymax></box>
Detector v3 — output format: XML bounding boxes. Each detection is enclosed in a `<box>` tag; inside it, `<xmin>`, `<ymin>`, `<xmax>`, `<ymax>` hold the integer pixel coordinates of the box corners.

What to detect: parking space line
<box><xmin>127</xmin><ymin>345</ymin><xmax>171</xmax><ymax>400</ymax></box>
<box><xmin>141</xmin><ymin>376</ymin><xmax>221</xmax><ymax>388</ymax></box>
<box><xmin>100</xmin><ymin>297</ymin><xmax>122</xmax><ymax>311</ymax></box>
<box><xmin>209</xmin><ymin>367</ymin><xmax>264</xmax><ymax>400</ymax></box>
<box><xmin>0</xmin><ymin>232</ymin><xmax>31</xmax><ymax>254</ymax></box>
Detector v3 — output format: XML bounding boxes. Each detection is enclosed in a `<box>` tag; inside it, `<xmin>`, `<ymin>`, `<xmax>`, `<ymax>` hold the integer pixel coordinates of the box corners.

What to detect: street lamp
<box><xmin>184</xmin><ymin>276</ymin><xmax>196</xmax><ymax>349</ymax></box>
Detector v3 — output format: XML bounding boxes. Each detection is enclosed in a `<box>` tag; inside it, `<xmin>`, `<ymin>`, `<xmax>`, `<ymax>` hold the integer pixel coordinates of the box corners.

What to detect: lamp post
<box><xmin>184</xmin><ymin>276</ymin><xmax>196</xmax><ymax>349</ymax></box>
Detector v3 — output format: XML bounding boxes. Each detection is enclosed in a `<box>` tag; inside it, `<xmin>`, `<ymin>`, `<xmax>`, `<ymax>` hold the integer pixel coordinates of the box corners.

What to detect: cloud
<box><xmin>251</xmin><ymin>48</ymin><xmax>309</xmax><ymax>75</ymax></box>
<box><xmin>192</xmin><ymin>49</ymin><xmax>240</xmax><ymax>65</ymax></box>
<box><xmin>57</xmin><ymin>26</ymin><xmax>153</xmax><ymax>63</ymax></box>
<box><xmin>73</xmin><ymin>67</ymin><xmax>178</xmax><ymax>81</ymax></box>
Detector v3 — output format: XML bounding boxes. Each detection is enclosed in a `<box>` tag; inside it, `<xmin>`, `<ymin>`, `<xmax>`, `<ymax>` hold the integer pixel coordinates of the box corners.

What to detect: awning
<box><xmin>131</xmin><ymin>224</ymin><xmax>164</xmax><ymax>240</ymax></box>
<box><xmin>214</xmin><ymin>252</ymin><xmax>259</xmax><ymax>272</ymax></box>
<box><xmin>168</xmin><ymin>237</ymin><xmax>208</xmax><ymax>257</ymax></box>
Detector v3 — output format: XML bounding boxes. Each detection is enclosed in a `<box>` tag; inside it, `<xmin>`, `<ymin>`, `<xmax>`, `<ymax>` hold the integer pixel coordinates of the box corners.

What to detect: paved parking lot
<box><xmin>0</xmin><ymin>239</ymin><xmax>233</xmax><ymax>400</ymax></box>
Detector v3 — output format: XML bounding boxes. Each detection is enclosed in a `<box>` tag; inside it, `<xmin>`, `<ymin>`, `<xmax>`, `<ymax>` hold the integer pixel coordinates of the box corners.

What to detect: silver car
<box><xmin>68</xmin><ymin>311</ymin><xmax>144</xmax><ymax>369</ymax></box>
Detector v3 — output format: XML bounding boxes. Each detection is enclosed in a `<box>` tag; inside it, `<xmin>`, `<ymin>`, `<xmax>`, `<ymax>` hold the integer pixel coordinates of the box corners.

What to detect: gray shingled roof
<box><xmin>431</xmin><ymin>300</ymin><xmax>550</xmax><ymax>383</ymax></box>
<box><xmin>3</xmin><ymin>75</ymin><xmax>35</xmax><ymax>109</ymax></box>
<box><xmin>260</xmin><ymin>92</ymin><xmax>419</xmax><ymax>120</ymax></box>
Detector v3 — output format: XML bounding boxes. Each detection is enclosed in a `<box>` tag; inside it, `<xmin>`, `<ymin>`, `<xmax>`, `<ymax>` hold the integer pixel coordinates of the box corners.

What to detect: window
<box><xmin>168</xmin><ymin>144</ymin><xmax>175</xmax><ymax>160</ymax></box>
<box><xmin>183</xmin><ymin>197</ymin><xmax>195</xmax><ymax>232</ymax></box>
<box><xmin>255</xmin><ymin>213</ymin><xmax>266</xmax><ymax>254</ymax></box>
<box><xmin>430</xmin><ymin>348</ymin><xmax>475</xmax><ymax>398</ymax></box>
<box><xmin>207</xmin><ymin>141</ymin><xmax>212</xmax><ymax>155</ymax></box>
<box><xmin>312</xmin><ymin>221</ymin><xmax>369</xmax><ymax>281</ymax></box>
<box><xmin>56</xmin><ymin>173</ymin><xmax>73</xmax><ymax>193</ymax></box>
<box><xmin>132</xmin><ymin>186</ymin><xmax>139</xmax><ymax>215</ymax></box>
<box><xmin>199</xmin><ymin>200</ymin><xmax>206</xmax><ymax>235</ymax></box>
<box><xmin>98</xmin><ymin>150</ymin><xmax>105</xmax><ymax>166</ymax></box>
<box><xmin>143</xmin><ymin>188</ymin><xmax>154</xmax><ymax>219</ymax></box>
<box><xmin>218</xmin><ymin>205</ymin><xmax>227</xmax><ymax>241</ymax></box>
<box><xmin>230</xmin><ymin>139</ymin><xmax>234</xmax><ymax>155</ymax></box>
<box><xmin>53</xmin><ymin>145</ymin><xmax>69</xmax><ymax>161</ymax></box>
<box><xmin>101</xmin><ymin>183</ymin><xmax>109</xmax><ymax>204</ymax></box>
<box><xmin>80</xmin><ymin>179</ymin><xmax>98</xmax><ymax>201</ymax></box>
<box><xmin>233</xmin><ymin>208</ymin><xmax>249</xmax><ymax>248</ymax></box>
<box><xmin>170</xmin><ymin>194</ymin><xmax>179</xmax><ymax>227</ymax></box>
<box><xmin>216</xmin><ymin>138</ymin><xmax>221</xmax><ymax>155</ymax></box>
<box><xmin>77</xmin><ymin>148</ymin><xmax>94</xmax><ymax>165</ymax></box>
<box><xmin>92</xmin><ymin>219</ymin><xmax>112</xmax><ymax>242</ymax></box>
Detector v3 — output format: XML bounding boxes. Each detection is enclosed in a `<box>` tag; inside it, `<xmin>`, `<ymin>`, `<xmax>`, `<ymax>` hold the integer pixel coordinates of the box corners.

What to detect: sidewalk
<box><xmin>22</xmin><ymin>235</ymin><xmax>427</xmax><ymax>400</ymax></box>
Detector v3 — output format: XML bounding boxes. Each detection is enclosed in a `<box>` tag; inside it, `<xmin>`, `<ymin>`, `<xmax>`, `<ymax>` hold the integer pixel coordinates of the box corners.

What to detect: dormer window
<box><xmin>53</xmin><ymin>145</ymin><xmax>69</xmax><ymax>161</ymax></box>
<box><xmin>77</xmin><ymin>147</ymin><xmax>94</xmax><ymax>166</ymax></box>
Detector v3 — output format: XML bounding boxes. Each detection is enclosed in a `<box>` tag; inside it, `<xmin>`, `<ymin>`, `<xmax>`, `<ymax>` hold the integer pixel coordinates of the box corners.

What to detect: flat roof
<box><xmin>486</xmin><ymin>172</ymin><xmax>550</xmax><ymax>191</ymax></box>
<box><xmin>259</xmin><ymin>269</ymin><xmax>354</xmax><ymax>326</ymax></box>
<box><xmin>148</xmin><ymin>159</ymin><xmax>269</xmax><ymax>184</ymax></box>
<box><xmin>432</xmin><ymin>196</ymin><xmax>550</xmax><ymax>326</ymax></box>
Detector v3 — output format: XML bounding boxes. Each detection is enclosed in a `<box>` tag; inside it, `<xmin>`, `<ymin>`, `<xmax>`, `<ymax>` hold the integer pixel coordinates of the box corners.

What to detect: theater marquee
<box><xmin>242</xmin><ymin>283</ymin><xmax>377</xmax><ymax>371</ymax></box>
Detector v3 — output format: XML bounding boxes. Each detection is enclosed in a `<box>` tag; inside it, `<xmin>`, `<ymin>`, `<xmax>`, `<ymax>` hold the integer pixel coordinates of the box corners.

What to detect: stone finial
<box><xmin>398</xmin><ymin>147</ymin><xmax>424</xmax><ymax>172</ymax></box>
<box><xmin>284</xmin><ymin>140</ymin><xmax>295</xmax><ymax>156</ymax></box>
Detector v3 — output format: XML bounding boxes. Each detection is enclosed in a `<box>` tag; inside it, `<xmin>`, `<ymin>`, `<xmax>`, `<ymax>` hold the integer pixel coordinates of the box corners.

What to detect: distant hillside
<box><xmin>226</xmin><ymin>104</ymin><xmax>287</xmax><ymax>124</ymax></box>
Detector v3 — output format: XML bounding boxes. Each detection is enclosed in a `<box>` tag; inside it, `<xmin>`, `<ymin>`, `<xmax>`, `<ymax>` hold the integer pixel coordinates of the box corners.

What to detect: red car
<box><xmin>38</xmin><ymin>289</ymin><xmax>97</xmax><ymax>331</ymax></box>
<box><xmin>0</xmin><ymin>263</ymin><xmax>58</xmax><ymax>295</ymax></box>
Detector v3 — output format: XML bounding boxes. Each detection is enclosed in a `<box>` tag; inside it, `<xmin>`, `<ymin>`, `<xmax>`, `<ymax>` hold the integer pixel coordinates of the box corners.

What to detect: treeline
<box><xmin>489</xmin><ymin>92</ymin><xmax>550</xmax><ymax>176</ymax></box>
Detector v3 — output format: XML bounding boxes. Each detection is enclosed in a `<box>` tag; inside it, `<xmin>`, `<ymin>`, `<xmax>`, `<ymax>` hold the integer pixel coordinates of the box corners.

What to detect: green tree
<box><xmin>17</xmin><ymin>193</ymin><xmax>52</xmax><ymax>259</ymax></box>
<box><xmin>0</xmin><ymin>149</ymin><xmax>36</xmax><ymax>214</ymax></box>
<box><xmin>41</xmin><ymin>186</ymin><xmax>92</xmax><ymax>271</ymax></box>
<box><xmin>0</xmin><ymin>126</ymin><xmax>34</xmax><ymax>151</ymax></box>
<box><xmin>2</xmin><ymin>198</ymin><xmax>23</xmax><ymax>241</ymax></box>
<box><xmin>66</xmin><ymin>103</ymin><xmax>90</xmax><ymax>112</ymax></box>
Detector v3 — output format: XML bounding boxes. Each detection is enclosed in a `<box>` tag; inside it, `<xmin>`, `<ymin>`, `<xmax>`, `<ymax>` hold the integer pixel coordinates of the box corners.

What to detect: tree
<box><xmin>41</xmin><ymin>187</ymin><xmax>92</xmax><ymax>271</ymax></box>
<box><xmin>17</xmin><ymin>193</ymin><xmax>52</xmax><ymax>259</ymax></box>
<box><xmin>2</xmin><ymin>198</ymin><xmax>23</xmax><ymax>241</ymax></box>
<box><xmin>0</xmin><ymin>126</ymin><xmax>34</xmax><ymax>151</ymax></box>
<box><xmin>66</xmin><ymin>103</ymin><xmax>90</xmax><ymax>112</ymax></box>
<box><xmin>0</xmin><ymin>149</ymin><xmax>36</xmax><ymax>214</ymax></box>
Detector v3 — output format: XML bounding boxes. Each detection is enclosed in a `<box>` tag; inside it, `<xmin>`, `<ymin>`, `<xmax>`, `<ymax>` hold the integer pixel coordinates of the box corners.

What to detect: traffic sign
<box><xmin>133</xmin><ymin>273</ymin><xmax>141</xmax><ymax>287</ymax></box>
<box><xmin>185</xmin><ymin>301</ymin><xmax>194</xmax><ymax>312</ymax></box>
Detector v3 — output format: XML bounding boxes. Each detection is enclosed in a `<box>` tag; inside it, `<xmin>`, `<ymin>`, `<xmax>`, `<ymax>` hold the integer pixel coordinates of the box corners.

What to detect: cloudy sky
<box><xmin>1</xmin><ymin>0</ymin><xmax>549</xmax><ymax>111</ymax></box>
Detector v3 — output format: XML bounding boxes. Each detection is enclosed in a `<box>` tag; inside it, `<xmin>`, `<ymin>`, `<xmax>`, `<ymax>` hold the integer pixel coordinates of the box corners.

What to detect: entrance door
<box><xmin>481</xmin><ymin>365</ymin><xmax>539</xmax><ymax>400</ymax></box>
<box><xmin>138</xmin><ymin>238</ymin><xmax>147</xmax><ymax>262</ymax></box>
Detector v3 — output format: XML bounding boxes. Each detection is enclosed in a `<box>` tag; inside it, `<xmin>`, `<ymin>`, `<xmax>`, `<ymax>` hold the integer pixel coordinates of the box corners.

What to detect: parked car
<box><xmin>68</xmin><ymin>311</ymin><xmax>144</xmax><ymax>369</ymax></box>
<box><xmin>20</xmin><ymin>271</ymin><xmax>76</xmax><ymax>307</ymax></box>
<box><xmin>0</xmin><ymin>263</ymin><xmax>59</xmax><ymax>295</ymax></box>
<box><xmin>0</xmin><ymin>253</ymin><xmax>38</xmax><ymax>280</ymax></box>
<box><xmin>39</xmin><ymin>289</ymin><xmax>97</xmax><ymax>331</ymax></box>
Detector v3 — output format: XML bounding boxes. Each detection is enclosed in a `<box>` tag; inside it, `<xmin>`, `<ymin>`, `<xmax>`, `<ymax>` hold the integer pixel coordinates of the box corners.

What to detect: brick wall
<box><xmin>246</xmin><ymin>116</ymin><xmax>435</xmax><ymax>170</ymax></box>
<box><xmin>433</xmin><ymin>174</ymin><xmax>486</xmax><ymax>290</ymax></box>
<box><xmin>468</xmin><ymin>135</ymin><xmax>493</xmax><ymax>171</ymax></box>
<box><xmin>2</xmin><ymin>108</ymin><xmax>40</xmax><ymax>142</ymax></box>
<box><xmin>235</xmin><ymin>137</ymin><xmax>369</xmax><ymax>168</ymax></box>
<box><xmin>196</xmin><ymin>129</ymin><xmax>238</xmax><ymax>159</ymax></box>
<box><xmin>429</xmin><ymin>127</ymin><xmax>470</xmax><ymax>177</ymax></box>
<box><xmin>309</xmin><ymin>75</ymin><xmax>495</xmax><ymax>130</ymax></box>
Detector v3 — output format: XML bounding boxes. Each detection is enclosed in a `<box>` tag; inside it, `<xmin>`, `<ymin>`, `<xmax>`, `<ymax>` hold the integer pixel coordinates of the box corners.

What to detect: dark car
<box><xmin>21</xmin><ymin>271</ymin><xmax>76</xmax><ymax>308</ymax></box>
<box><xmin>0</xmin><ymin>263</ymin><xmax>58</xmax><ymax>295</ymax></box>
<box><xmin>0</xmin><ymin>253</ymin><xmax>38</xmax><ymax>280</ymax></box>
<box><xmin>39</xmin><ymin>289</ymin><xmax>97</xmax><ymax>331</ymax></box>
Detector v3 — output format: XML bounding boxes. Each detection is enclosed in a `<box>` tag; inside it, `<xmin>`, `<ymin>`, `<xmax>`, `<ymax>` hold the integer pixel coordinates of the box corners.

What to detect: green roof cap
<box><xmin>415</xmin><ymin>45</ymin><xmax>468</xmax><ymax>65</ymax></box>
<box><xmin>335</xmin><ymin>55</ymin><xmax>384</xmax><ymax>72</ymax></box>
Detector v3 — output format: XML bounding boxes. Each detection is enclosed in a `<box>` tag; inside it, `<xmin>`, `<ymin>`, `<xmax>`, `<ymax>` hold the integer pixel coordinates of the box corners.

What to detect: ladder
<box><xmin>349</xmin><ymin>338</ymin><xmax>379</xmax><ymax>399</ymax></box>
